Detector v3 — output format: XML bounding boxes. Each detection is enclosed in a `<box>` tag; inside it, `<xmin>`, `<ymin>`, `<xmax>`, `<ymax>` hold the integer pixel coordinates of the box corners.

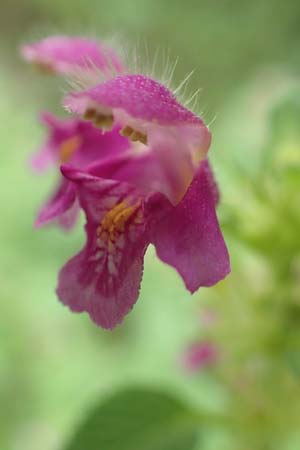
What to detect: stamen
<box><xmin>97</xmin><ymin>201</ymin><xmax>140</xmax><ymax>242</ymax></box>
<box><xmin>93</xmin><ymin>113</ymin><xmax>114</xmax><ymax>130</ymax></box>
<box><xmin>83</xmin><ymin>108</ymin><xmax>96</xmax><ymax>120</ymax></box>
<box><xmin>120</xmin><ymin>126</ymin><xmax>148</xmax><ymax>145</ymax></box>
<box><xmin>120</xmin><ymin>125</ymin><xmax>134</xmax><ymax>138</ymax></box>
<box><xmin>83</xmin><ymin>108</ymin><xmax>114</xmax><ymax>130</ymax></box>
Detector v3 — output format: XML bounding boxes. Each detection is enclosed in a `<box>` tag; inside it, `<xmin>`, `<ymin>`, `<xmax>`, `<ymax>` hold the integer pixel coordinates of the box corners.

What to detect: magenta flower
<box><xmin>21</xmin><ymin>35</ymin><xmax>123</xmax><ymax>76</ymax></box>
<box><xmin>56</xmin><ymin>155</ymin><xmax>229</xmax><ymax>329</ymax></box>
<box><xmin>181</xmin><ymin>341</ymin><xmax>219</xmax><ymax>372</ymax></box>
<box><xmin>21</xmin><ymin>36</ymin><xmax>230</xmax><ymax>328</ymax></box>
<box><xmin>33</xmin><ymin>112</ymin><xmax>129</xmax><ymax>229</ymax></box>
<box><xmin>54</xmin><ymin>72</ymin><xmax>230</xmax><ymax>328</ymax></box>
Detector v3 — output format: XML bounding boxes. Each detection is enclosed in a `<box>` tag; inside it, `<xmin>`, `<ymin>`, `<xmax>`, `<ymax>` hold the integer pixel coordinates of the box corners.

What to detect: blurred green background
<box><xmin>1</xmin><ymin>1</ymin><xmax>300</xmax><ymax>449</ymax></box>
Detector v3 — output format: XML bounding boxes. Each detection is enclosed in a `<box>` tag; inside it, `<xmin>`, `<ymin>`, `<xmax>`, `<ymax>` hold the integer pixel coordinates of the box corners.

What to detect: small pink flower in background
<box><xmin>32</xmin><ymin>112</ymin><xmax>129</xmax><ymax>229</ymax></box>
<box><xmin>200</xmin><ymin>308</ymin><xmax>218</xmax><ymax>328</ymax></box>
<box><xmin>21</xmin><ymin>34</ymin><xmax>230</xmax><ymax>329</ymax></box>
<box><xmin>20</xmin><ymin>35</ymin><xmax>123</xmax><ymax>76</ymax></box>
<box><xmin>181</xmin><ymin>342</ymin><xmax>219</xmax><ymax>372</ymax></box>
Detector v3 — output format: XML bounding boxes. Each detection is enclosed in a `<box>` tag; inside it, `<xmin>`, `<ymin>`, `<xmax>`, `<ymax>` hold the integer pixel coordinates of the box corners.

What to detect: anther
<box><xmin>131</xmin><ymin>130</ymin><xmax>147</xmax><ymax>145</ymax></box>
<box><xmin>120</xmin><ymin>125</ymin><xmax>134</xmax><ymax>138</ymax></box>
<box><xmin>93</xmin><ymin>113</ymin><xmax>114</xmax><ymax>130</ymax></box>
<box><xmin>120</xmin><ymin>126</ymin><xmax>148</xmax><ymax>145</ymax></box>
<box><xmin>83</xmin><ymin>109</ymin><xmax>114</xmax><ymax>130</ymax></box>
<box><xmin>83</xmin><ymin>108</ymin><xmax>96</xmax><ymax>120</ymax></box>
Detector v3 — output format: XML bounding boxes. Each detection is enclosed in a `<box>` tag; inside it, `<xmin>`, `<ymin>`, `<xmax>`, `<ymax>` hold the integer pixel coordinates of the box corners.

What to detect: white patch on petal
<box><xmin>108</xmin><ymin>255</ymin><xmax>118</xmax><ymax>276</ymax></box>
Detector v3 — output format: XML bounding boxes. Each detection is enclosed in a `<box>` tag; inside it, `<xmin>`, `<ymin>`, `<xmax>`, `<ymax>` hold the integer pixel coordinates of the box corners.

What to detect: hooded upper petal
<box><xmin>64</xmin><ymin>75</ymin><xmax>212</xmax><ymax>205</ymax></box>
<box><xmin>21</xmin><ymin>35</ymin><xmax>123</xmax><ymax>76</ymax></box>
<box><xmin>64</xmin><ymin>74</ymin><xmax>211</xmax><ymax>168</ymax></box>
<box><xmin>57</xmin><ymin>167</ymin><xmax>149</xmax><ymax>329</ymax></box>
<box><xmin>65</xmin><ymin>74</ymin><xmax>202</xmax><ymax>125</ymax></box>
<box><xmin>150</xmin><ymin>160</ymin><xmax>230</xmax><ymax>292</ymax></box>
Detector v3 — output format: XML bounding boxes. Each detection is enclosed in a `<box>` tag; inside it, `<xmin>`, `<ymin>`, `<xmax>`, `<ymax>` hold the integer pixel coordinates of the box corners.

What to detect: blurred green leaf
<box><xmin>64</xmin><ymin>388</ymin><xmax>199</xmax><ymax>450</ymax></box>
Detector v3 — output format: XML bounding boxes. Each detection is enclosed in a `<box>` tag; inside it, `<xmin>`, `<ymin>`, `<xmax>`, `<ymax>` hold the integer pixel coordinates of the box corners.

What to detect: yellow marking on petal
<box><xmin>120</xmin><ymin>125</ymin><xmax>148</xmax><ymax>145</ymax></box>
<box><xmin>59</xmin><ymin>135</ymin><xmax>82</xmax><ymax>163</ymax></box>
<box><xmin>97</xmin><ymin>200</ymin><xmax>141</xmax><ymax>243</ymax></box>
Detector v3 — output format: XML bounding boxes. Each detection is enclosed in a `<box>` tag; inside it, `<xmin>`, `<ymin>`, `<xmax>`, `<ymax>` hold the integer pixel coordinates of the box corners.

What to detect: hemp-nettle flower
<box><xmin>57</xmin><ymin>157</ymin><xmax>230</xmax><ymax>329</ymax></box>
<box><xmin>33</xmin><ymin>112</ymin><xmax>129</xmax><ymax>229</ymax></box>
<box><xmin>181</xmin><ymin>341</ymin><xmax>219</xmax><ymax>372</ymax></box>
<box><xmin>21</xmin><ymin>35</ymin><xmax>123</xmax><ymax>76</ymax></box>
<box><xmin>21</xmin><ymin>34</ymin><xmax>230</xmax><ymax>328</ymax></box>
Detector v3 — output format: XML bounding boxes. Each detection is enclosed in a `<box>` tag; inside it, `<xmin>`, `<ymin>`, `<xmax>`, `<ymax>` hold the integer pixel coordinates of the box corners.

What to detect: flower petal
<box><xmin>33</xmin><ymin>112</ymin><xmax>129</xmax><ymax>229</ymax></box>
<box><xmin>57</xmin><ymin>167</ymin><xmax>148</xmax><ymax>329</ymax></box>
<box><xmin>151</xmin><ymin>160</ymin><xmax>230</xmax><ymax>292</ymax></box>
<box><xmin>65</xmin><ymin>74</ymin><xmax>201</xmax><ymax>125</ymax></box>
<box><xmin>35</xmin><ymin>179</ymin><xmax>77</xmax><ymax>229</ymax></box>
<box><xmin>35</xmin><ymin>112</ymin><xmax>129</xmax><ymax>169</ymax></box>
<box><xmin>21</xmin><ymin>35</ymin><xmax>123</xmax><ymax>76</ymax></box>
<box><xmin>86</xmin><ymin>150</ymin><xmax>178</xmax><ymax>201</ymax></box>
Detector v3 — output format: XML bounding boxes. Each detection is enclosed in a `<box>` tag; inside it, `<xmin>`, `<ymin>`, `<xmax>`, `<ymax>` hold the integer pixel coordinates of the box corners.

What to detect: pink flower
<box><xmin>56</xmin><ymin>156</ymin><xmax>230</xmax><ymax>329</ymax></box>
<box><xmin>21</xmin><ymin>37</ymin><xmax>230</xmax><ymax>328</ymax></box>
<box><xmin>20</xmin><ymin>35</ymin><xmax>123</xmax><ymax>76</ymax></box>
<box><xmin>181</xmin><ymin>342</ymin><xmax>219</xmax><ymax>372</ymax></box>
<box><xmin>33</xmin><ymin>112</ymin><xmax>129</xmax><ymax>229</ymax></box>
<box><xmin>199</xmin><ymin>308</ymin><xmax>218</xmax><ymax>328</ymax></box>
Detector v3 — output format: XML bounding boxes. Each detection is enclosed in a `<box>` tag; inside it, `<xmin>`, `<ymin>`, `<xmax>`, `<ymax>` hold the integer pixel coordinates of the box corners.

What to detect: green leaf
<box><xmin>64</xmin><ymin>388</ymin><xmax>199</xmax><ymax>450</ymax></box>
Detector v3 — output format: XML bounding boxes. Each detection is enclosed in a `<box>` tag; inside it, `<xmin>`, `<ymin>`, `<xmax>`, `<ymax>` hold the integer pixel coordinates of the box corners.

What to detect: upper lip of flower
<box><xmin>63</xmin><ymin>74</ymin><xmax>212</xmax><ymax>197</ymax></box>
<box><xmin>64</xmin><ymin>74</ymin><xmax>203</xmax><ymax>125</ymax></box>
<box><xmin>63</xmin><ymin>74</ymin><xmax>210</xmax><ymax>141</ymax></box>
